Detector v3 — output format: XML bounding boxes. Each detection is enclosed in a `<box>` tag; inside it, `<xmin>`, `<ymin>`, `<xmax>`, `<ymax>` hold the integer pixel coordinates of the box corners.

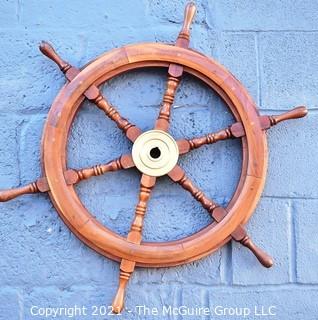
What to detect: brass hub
<box><xmin>132</xmin><ymin>130</ymin><xmax>179</xmax><ymax>177</ymax></box>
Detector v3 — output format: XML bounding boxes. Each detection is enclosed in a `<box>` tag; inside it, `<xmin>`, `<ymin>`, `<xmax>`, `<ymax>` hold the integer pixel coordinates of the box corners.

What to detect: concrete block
<box><xmin>133</xmin><ymin>252</ymin><xmax>221</xmax><ymax>287</ymax></box>
<box><xmin>264</xmin><ymin>112</ymin><xmax>318</xmax><ymax>198</ymax></box>
<box><xmin>0</xmin><ymin>197</ymin><xmax>117</xmax><ymax>288</ymax></box>
<box><xmin>24</xmin><ymin>285</ymin><xmax>115</xmax><ymax>320</ymax></box>
<box><xmin>207</xmin><ymin>1</ymin><xmax>318</xmax><ymax>31</ymax></box>
<box><xmin>218</xmin><ymin>32</ymin><xmax>258</xmax><ymax>104</ymax></box>
<box><xmin>148</xmin><ymin>0</ymin><xmax>207</xmax><ymax>25</ymax></box>
<box><xmin>294</xmin><ymin>199</ymin><xmax>318</xmax><ymax>283</ymax></box>
<box><xmin>0</xmin><ymin>288</ymin><xmax>20</xmax><ymax>320</ymax></box>
<box><xmin>21</xmin><ymin>0</ymin><xmax>149</xmax><ymax>29</ymax></box>
<box><xmin>0</xmin><ymin>0</ymin><xmax>18</xmax><ymax>27</ymax></box>
<box><xmin>259</xmin><ymin>32</ymin><xmax>318</xmax><ymax>110</ymax></box>
<box><xmin>19</xmin><ymin>115</ymin><xmax>45</xmax><ymax>184</ymax></box>
<box><xmin>0</xmin><ymin>115</ymin><xmax>21</xmax><ymax>188</ymax></box>
<box><xmin>207</xmin><ymin>286</ymin><xmax>318</xmax><ymax>320</ymax></box>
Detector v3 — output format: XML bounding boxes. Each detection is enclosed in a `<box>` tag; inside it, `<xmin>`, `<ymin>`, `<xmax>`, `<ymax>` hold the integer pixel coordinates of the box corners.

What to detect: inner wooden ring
<box><xmin>41</xmin><ymin>43</ymin><xmax>267</xmax><ymax>267</ymax></box>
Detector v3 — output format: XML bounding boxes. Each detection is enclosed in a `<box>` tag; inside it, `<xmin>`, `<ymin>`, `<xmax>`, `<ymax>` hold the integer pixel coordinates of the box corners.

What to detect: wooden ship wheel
<box><xmin>0</xmin><ymin>2</ymin><xmax>308</xmax><ymax>314</ymax></box>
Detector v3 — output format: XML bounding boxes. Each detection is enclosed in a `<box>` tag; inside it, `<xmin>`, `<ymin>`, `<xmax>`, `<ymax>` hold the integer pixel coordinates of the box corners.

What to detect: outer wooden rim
<box><xmin>42</xmin><ymin>43</ymin><xmax>267</xmax><ymax>267</ymax></box>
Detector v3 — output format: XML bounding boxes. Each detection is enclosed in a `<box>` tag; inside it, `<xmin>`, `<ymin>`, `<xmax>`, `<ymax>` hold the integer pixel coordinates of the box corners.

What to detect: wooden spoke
<box><xmin>65</xmin><ymin>154</ymin><xmax>135</xmax><ymax>185</ymax></box>
<box><xmin>155</xmin><ymin>3</ymin><xmax>196</xmax><ymax>131</ymax></box>
<box><xmin>39</xmin><ymin>41</ymin><xmax>142</xmax><ymax>142</ymax></box>
<box><xmin>177</xmin><ymin>122</ymin><xmax>245</xmax><ymax>155</ymax></box>
<box><xmin>112</xmin><ymin>174</ymin><xmax>156</xmax><ymax>313</ymax></box>
<box><xmin>155</xmin><ymin>75</ymin><xmax>181</xmax><ymax>131</ymax></box>
<box><xmin>91</xmin><ymin>94</ymin><xmax>142</xmax><ymax>142</ymax></box>
<box><xmin>127</xmin><ymin>174</ymin><xmax>156</xmax><ymax>244</ymax></box>
<box><xmin>168</xmin><ymin>166</ymin><xmax>273</xmax><ymax>268</ymax></box>
<box><xmin>168</xmin><ymin>165</ymin><xmax>218</xmax><ymax>214</ymax></box>
<box><xmin>0</xmin><ymin>155</ymin><xmax>134</xmax><ymax>202</ymax></box>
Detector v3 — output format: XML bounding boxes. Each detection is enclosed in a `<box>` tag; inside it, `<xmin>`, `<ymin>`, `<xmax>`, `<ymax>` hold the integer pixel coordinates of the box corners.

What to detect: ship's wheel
<box><xmin>0</xmin><ymin>2</ymin><xmax>307</xmax><ymax>314</ymax></box>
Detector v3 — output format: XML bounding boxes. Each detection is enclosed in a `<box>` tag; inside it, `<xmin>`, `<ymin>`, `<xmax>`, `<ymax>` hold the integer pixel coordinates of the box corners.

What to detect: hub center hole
<box><xmin>150</xmin><ymin>147</ymin><xmax>161</xmax><ymax>159</ymax></box>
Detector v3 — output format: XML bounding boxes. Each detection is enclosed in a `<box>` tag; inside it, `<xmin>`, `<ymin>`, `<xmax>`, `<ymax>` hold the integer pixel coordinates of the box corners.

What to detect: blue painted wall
<box><xmin>0</xmin><ymin>1</ymin><xmax>317</xmax><ymax>319</ymax></box>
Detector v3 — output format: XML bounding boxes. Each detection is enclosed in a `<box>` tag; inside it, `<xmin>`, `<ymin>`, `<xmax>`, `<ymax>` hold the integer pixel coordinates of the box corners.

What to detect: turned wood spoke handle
<box><xmin>0</xmin><ymin>183</ymin><xmax>38</xmax><ymax>202</ymax></box>
<box><xmin>112</xmin><ymin>270</ymin><xmax>130</xmax><ymax>314</ymax></box>
<box><xmin>240</xmin><ymin>235</ymin><xmax>274</xmax><ymax>268</ymax></box>
<box><xmin>39</xmin><ymin>41</ymin><xmax>70</xmax><ymax>72</ymax></box>
<box><xmin>270</xmin><ymin>106</ymin><xmax>308</xmax><ymax>125</ymax></box>
<box><xmin>213</xmin><ymin>209</ymin><xmax>273</xmax><ymax>269</ymax></box>
<box><xmin>232</xmin><ymin>225</ymin><xmax>273</xmax><ymax>268</ymax></box>
<box><xmin>181</xmin><ymin>2</ymin><xmax>196</xmax><ymax>37</ymax></box>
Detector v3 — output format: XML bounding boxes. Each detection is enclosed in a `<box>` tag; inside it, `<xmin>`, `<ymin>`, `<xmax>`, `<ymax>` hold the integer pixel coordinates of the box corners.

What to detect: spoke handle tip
<box><xmin>112</xmin><ymin>271</ymin><xmax>130</xmax><ymax>314</ymax></box>
<box><xmin>271</xmin><ymin>106</ymin><xmax>308</xmax><ymax>125</ymax></box>
<box><xmin>39</xmin><ymin>41</ymin><xmax>70</xmax><ymax>72</ymax></box>
<box><xmin>241</xmin><ymin>236</ymin><xmax>274</xmax><ymax>268</ymax></box>
<box><xmin>112</xmin><ymin>291</ymin><xmax>124</xmax><ymax>314</ymax></box>
<box><xmin>0</xmin><ymin>189</ymin><xmax>19</xmax><ymax>202</ymax></box>
<box><xmin>181</xmin><ymin>2</ymin><xmax>197</xmax><ymax>36</ymax></box>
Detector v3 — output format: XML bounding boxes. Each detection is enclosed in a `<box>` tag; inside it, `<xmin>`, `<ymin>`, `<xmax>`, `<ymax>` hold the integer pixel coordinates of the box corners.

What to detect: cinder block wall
<box><xmin>0</xmin><ymin>1</ymin><xmax>317</xmax><ymax>319</ymax></box>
